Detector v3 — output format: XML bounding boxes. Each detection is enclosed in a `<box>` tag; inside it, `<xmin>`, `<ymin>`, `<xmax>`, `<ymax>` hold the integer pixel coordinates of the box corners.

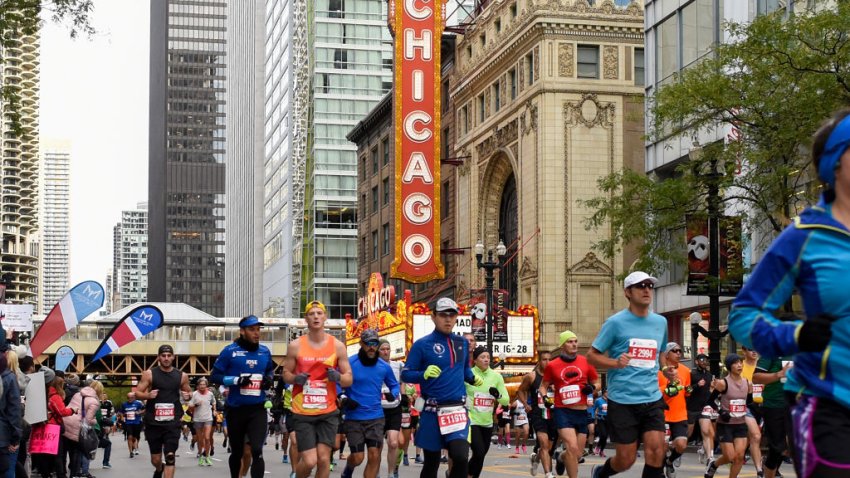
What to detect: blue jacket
<box><xmin>211</xmin><ymin>341</ymin><xmax>276</xmax><ymax>407</ymax></box>
<box><xmin>401</xmin><ymin>330</ymin><xmax>475</xmax><ymax>404</ymax></box>
<box><xmin>729</xmin><ymin>203</ymin><xmax>850</xmax><ymax>408</ymax></box>
<box><xmin>343</xmin><ymin>353</ymin><xmax>399</xmax><ymax>421</ymax></box>
<box><xmin>119</xmin><ymin>400</ymin><xmax>145</xmax><ymax>424</ymax></box>
<box><xmin>0</xmin><ymin>369</ymin><xmax>22</xmax><ymax>446</ymax></box>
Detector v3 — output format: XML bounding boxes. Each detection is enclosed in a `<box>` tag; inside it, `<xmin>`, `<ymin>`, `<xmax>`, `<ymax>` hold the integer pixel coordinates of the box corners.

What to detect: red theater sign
<box><xmin>389</xmin><ymin>0</ymin><xmax>445</xmax><ymax>283</ymax></box>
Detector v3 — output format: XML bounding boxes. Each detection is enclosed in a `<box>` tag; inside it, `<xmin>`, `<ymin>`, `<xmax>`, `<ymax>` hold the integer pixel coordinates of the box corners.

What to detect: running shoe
<box><xmin>275</xmin><ymin>443</ymin><xmax>279</xmax><ymax>450</ymax></box>
<box><xmin>403</xmin><ymin>454</ymin><xmax>409</xmax><ymax>466</ymax></box>
<box><xmin>664</xmin><ymin>458</ymin><xmax>676</xmax><ymax>478</ymax></box>
<box><xmin>530</xmin><ymin>452</ymin><xmax>540</xmax><ymax>476</ymax></box>
<box><xmin>415</xmin><ymin>455</ymin><xmax>424</xmax><ymax>464</ymax></box>
<box><xmin>704</xmin><ymin>458</ymin><xmax>718</xmax><ymax>478</ymax></box>
<box><xmin>198</xmin><ymin>457</ymin><xmax>204</xmax><ymax>467</ymax></box>
<box><xmin>674</xmin><ymin>456</ymin><xmax>681</xmax><ymax>467</ymax></box>
<box><xmin>590</xmin><ymin>464</ymin><xmax>601</xmax><ymax>478</ymax></box>
<box><xmin>339</xmin><ymin>467</ymin><xmax>353</xmax><ymax>478</ymax></box>
<box><xmin>393</xmin><ymin>471</ymin><xmax>399</xmax><ymax>478</ymax></box>
<box><xmin>289</xmin><ymin>473</ymin><xmax>296</xmax><ymax>478</ymax></box>
<box><xmin>515</xmin><ymin>447</ymin><xmax>520</xmax><ymax>454</ymax></box>
<box><xmin>522</xmin><ymin>445</ymin><xmax>528</xmax><ymax>454</ymax></box>
<box><xmin>102</xmin><ymin>464</ymin><xmax>111</xmax><ymax>470</ymax></box>
<box><xmin>554</xmin><ymin>451</ymin><xmax>565</xmax><ymax>476</ymax></box>
<box><xmin>282</xmin><ymin>455</ymin><xmax>289</xmax><ymax>464</ymax></box>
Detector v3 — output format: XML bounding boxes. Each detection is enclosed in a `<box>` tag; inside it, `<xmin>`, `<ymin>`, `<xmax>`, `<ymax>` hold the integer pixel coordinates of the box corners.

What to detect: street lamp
<box><xmin>475</xmin><ymin>239</ymin><xmax>507</xmax><ymax>356</ymax></box>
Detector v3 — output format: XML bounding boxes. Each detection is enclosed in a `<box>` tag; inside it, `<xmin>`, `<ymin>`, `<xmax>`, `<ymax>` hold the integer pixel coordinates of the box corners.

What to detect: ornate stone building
<box><xmin>451</xmin><ymin>0</ymin><xmax>645</xmax><ymax>349</ymax></box>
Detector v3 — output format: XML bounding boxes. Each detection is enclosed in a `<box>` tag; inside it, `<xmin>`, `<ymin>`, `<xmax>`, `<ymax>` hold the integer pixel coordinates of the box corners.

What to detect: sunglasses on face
<box><xmin>630</xmin><ymin>282</ymin><xmax>654</xmax><ymax>290</ymax></box>
<box><xmin>670</xmin><ymin>349</ymin><xmax>682</xmax><ymax>354</ymax></box>
<box><xmin>364</xmin><ymin>341</ymin><xmax>380</xmax><ymax>347</ymax></box>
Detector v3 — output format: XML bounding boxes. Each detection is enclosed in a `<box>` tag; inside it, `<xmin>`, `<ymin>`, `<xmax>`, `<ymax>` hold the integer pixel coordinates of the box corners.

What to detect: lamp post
<box><xmin>474</xmin><ymin>239</ymin><xmax>507</xmax><ymax>356</ymax></box>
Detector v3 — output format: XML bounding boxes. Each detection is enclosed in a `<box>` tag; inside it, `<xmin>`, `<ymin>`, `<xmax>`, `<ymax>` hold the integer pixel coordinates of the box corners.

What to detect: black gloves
<box><xmin>488</xmin><ymin>387</ymin><xmax>500</xmax><ymax>399</ymax></box>
<box><xmin>344</xmin><ymin>397</ymin><xmax>360</xmax><ymax>410</ymax></box>
<box><xmin>581</xmin><ymin>383</ymin><xmax>595</xmax><ymax>396</ymax></box>
<box><xmin>798</xmin><ymin>313</ymin><xmax>838</xmax><ymax>352</ymax></box>
<box><xmin>236</xmin><ymin>375</ymin><xmax>253</xmax><ymax>387</ymax></box>
<box><xmin>400</xmin><ymin>395</ymin><xmax>410</xmax><ymax>407</ymax></box>
<box><xmin>383</xmin><ymin>392</ymin><xmax>396</xmax><ymax>402</ymax></box>
<box><xmin>293</xmin><ymin>372</ymin><xmax>310</xmax><ymax>386</ymax></box>
<box><xmin>261</xmin><ymin>376</ymin><xmax>274</xmax><ymax>390</ymax></box>
<box><xmin>718</xmin><ymin>409</ymin><xmax>731</xmax><ymax>422</ymax></box>
<box><xmin>327</xmin><ymin>368</ymin><xmax>341</xmax><ymax>383</ymax></box>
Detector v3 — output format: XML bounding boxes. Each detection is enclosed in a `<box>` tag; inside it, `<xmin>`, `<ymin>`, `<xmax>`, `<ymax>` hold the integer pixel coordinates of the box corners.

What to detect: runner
<box><xmin>400</xmin><ymin>297</ymin><xmax>482</xmax><ymax>478</ymax></box>
<box><xmin>753</xmin><ymin>358</ymin><xmax>792</xmax><ymax>478</ymax></box>
<box><xmin>587</xmin><ymin>271</ymin><xmax>670</xmax><ymax>478</ymax></box>
<box><xmin>466</xmin><ymin>346</ymin><xmax>509</xmax><ymax>478</ymax></box>
<box><xmin>657</xmin><ymin>342</ymin><xmax>691</xmax><ymax>478</ymax></box>
<box><xmin>398</xmin><ymin>383</ymin><xmax>416</xmax><ymax>467</ymax></box>
<box><xmin>704</xmin><ymin>354</ymin><xmax>753</xmax><ymax>478</ymax></box>
<box><xmin>512</xmin><ymin>397</ymin><xmax>530</xmax><ymax>454</ymax></box>
<box><xmin>592</xmin><ymin>390</ymin><xmax>608</xmax><ymax>457</ymax></box>
<box><xmin>495</xmin><ymin>403</ymin><xmax>511</xmax><ymax>449</ymax></box>
<box><xmin>739</xmin><ymin>347</ymin><xmax>763</xmax><ymax>477</ymax></box>
<box><xmin>282</xmin><ymin>300</ymin><xmax>353</xmax><ymax>478</ymax></box>
<box><xmin>378</xmin><ymin>338</ymin><xmax>405</xmax><ymax>478</ymax></box>
<box><xmin>338</xmin><ymin>329</ymin><xmax>399</xmax><ymax>478</ymax></box>
<box><xmin>540</xmin><ymin>330</ymin><xmax>600</xmax><ymax>478</ymax></box>
<box><xmin>210</xmin><ymin>315</ymin><xmax>277</xmax><ymax>478</ymax></box>
<box><xmin>134</xmin><ymin>344</ymin><xmax>193</xmax><ymax>478</ymax></box>
<box><xmin>517</xmin><ymin>351</ymin><xmax>556</xmax><ymax>477</ymax></box>
<box><xmin>190</xmin><ymin>377</ymin><xmax>217</xmax><ymax>466</ymax></box>
<box><xmin>118</xmin><ymin>392</ymin><xmax>144</xmax><ymax>458</ymax></box>
<box><xmin>687</xmin><ymin>354</ymin><xmax>715</xmax><ymax>464</ymax></box>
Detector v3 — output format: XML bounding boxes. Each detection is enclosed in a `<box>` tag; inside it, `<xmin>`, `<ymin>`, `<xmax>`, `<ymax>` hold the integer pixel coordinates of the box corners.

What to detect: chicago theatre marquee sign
<box><xmin>389</xmin><ymin>0</ymin><xmax>446</xmax><ymax>283</ymax></box>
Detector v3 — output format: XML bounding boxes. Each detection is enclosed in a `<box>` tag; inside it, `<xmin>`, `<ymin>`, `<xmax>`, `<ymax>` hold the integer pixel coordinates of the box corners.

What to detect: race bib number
<box><xmin>586</xmin><ymin>396</ymin><xmax>594</xmax><ymax>407</ymax></box>
<box><xmin>752</xmin><ymin>384</ymin><xmax>764</xmax><ymax>402</ymax></box>
<box><xmin>702</xmin><ymin>405</ymin><xmax>718</xmax><ymax>419</ymax></box>
<box><xmin>239</xmin><ymin>374</ymin><xmax>262</xmax><ymax>397</ymax></box>
<box><xmin>628</xmin><ymin>338</ymin><xmax>658</xmax><ymax>368</ymax></box>
<box><xmin>514</xmin><ymin>412</ymin><xmax>528</xmax><ymax>426</ymax></box>
<box><xmin>473</xmin><ymin>392</ymin><xmax>495</xmax><ymax>412</ymax></box>
<box><xmin>154</xmin><ymin>403</ymin><xmax>175</xmax><ymax>422</ymax></box>
<box><xmin>437</xmin><ymin>406</ymin><xmax>467</xmax><ymax>435</ymax></box>
<box><xmin>303</xmin><ymin>380</ymin><xmax>329</xmax><ymax>410</ymax></box>
<box><xmin>101</xmin><ymin>408</ymin><xmax>109</xmax><ymax>418</ymax></box>
<box><xmin>401</xmin><ymin>413</ymin><xmax>411</xmax><ymax>427</ymax></box>
<box><xmin>126</xmin><ymin>411</ymin><xmax>136</xmax><ymax>421</ymax></box>
<box><xmin>502</xmin><ymin>410</ymin><xmax>511</xmax><ymax>419</ymax></box>
<box><xmin>601</xmin><ymin>403</ymin><xmax>608</xmax><ymax>413</ymax></box>
<box><xmin>729</xmin><ymin>399</ymin><xmax>747</xmax><ymax>418</ymax></box>
<box><xmin>559</xmin><ymin>385</ymin><xmax>581</xmax><ymax>406</ymax></box>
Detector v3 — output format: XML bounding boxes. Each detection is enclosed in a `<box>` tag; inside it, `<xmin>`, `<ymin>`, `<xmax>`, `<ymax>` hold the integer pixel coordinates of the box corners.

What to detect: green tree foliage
<box><xmin>582</xmin><ymin>4</ymin><xmax>850</xmax><ymax>275</ymax></box>
<box><xmin>0</xmin><ymin>0</ymin><xmax>94</xmax><ymax>133</ymax></box>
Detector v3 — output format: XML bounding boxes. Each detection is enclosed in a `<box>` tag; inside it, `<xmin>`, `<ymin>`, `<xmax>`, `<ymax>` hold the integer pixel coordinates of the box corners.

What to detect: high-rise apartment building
<box><xmin>1</xmin><ymin>25</ymin><xmax>40</xmax><ymax>306</ymax></box>
<box><xmin>224</xmin><ymin>1</ymin><xmax>264</xmax><ymax>317</ymax></box>
<box><xmin>39</xmin><ymin>139</ymin><xmax>71</xmax><ymax>313</ymax></box>
<box><xmin>148</xmin><ymin>0</ymin><xmax>227</xmax><ymax>316</ymax></box>
<box><xmin>114</xmin><ymin>203</ymin><xmax>148</xmax><ymax>308</ymax></box>
<box><xmin>261</xmin><ymin>0</ymin><xmax>392</xmax><ymax>319</ymax></box>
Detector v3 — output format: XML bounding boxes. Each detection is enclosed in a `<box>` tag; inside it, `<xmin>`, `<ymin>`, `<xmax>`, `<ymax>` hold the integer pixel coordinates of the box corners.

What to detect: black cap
<box><xmin>696</xmin><ymin>353</ymin><xmax>709</xmax><ymax>361</ymax></box>
<box><xmin>158</xmin><ymin>344</ymin><xmax>174</xmax><ymax>355</ymax></box>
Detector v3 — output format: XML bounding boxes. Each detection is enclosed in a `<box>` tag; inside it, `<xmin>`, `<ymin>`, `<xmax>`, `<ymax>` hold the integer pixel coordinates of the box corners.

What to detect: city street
<box><xmin>88</xmin><ymin>433</ymin><xmax>769</xmax><ymax>478</ymax></box>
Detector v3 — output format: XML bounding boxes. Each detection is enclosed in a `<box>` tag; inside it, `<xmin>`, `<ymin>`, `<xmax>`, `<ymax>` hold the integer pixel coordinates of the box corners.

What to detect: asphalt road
<box><xmin>85</xmin><ymin>432</ymin><xmax>773</xmax><ymax>478</ymax></box>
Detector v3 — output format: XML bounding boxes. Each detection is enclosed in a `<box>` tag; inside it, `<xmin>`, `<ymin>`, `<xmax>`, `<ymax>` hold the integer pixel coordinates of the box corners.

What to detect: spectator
<box><xmin>0</xmin><ymin>351</ymin><xmax>22</xmax><ymax>477</ymax></box>
<box><xmin>63</xmin><ymin>381</ymin><xmax>99</xmax><ymax>478</ymax></box>
<box><xmin>32</xmin><ymin>368</ymin><xmax>74</xmax><ymax>478</ymax></box>
<box><xmin>64</xmin><ymin>375</ymin><xmax>80</xmax><ymax>407</ymax></box>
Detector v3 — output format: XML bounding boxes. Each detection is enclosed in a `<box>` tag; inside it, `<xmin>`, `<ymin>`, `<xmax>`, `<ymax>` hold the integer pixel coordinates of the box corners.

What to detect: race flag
<box><xmin>90</xmin><ymin>305</ymin><xmax>164</xmax><ymax>363</ymax></box>
<box><xmin>29</xmin><ymin>281</ymin><xmax>104</xmax><ymax>357</ymax></box>
<box><xmin>54</xmin><ymin>345</ymin><xmax>75</xmax><ymax>372</ymax></box>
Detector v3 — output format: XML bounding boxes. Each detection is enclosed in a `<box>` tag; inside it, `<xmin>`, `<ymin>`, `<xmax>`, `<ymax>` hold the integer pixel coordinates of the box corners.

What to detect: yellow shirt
<box><xmin>741</xmin><ymin>361</ymin><xmax>762</xmax><ymax>403</ymax></box>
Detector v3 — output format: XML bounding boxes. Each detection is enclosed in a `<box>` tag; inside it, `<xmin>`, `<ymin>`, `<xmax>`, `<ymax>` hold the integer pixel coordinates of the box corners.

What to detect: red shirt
<box><xmin>543</xmin><ymin>355</ymin><xmax>598</xmax><ymax>409</ymax></box>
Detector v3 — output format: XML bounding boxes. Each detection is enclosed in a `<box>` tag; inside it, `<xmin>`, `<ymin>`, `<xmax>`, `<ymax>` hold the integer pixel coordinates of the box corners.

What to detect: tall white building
<box><xmin>261</xmin><ymin>0</ymin><xmax>392</xmax><ymax>319</ymax></box>
<box><xmin>114</xmin><ymin>203</ymin><xmax>148</xmax><ymax>308</ymax></box>
<box><xmin>39</xmin><ymin>139</ymin><xmax>71</xmax><ymax>313</ymax></box>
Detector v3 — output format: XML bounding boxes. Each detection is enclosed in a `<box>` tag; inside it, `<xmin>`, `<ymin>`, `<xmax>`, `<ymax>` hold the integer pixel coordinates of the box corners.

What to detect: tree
<box><xmin>582</xmin><ymin>4</ymin><xmax>850</xmax><ymax>276</ymax></box>
<box><xmin>0</xmin><ymin>0</ymin><xmax>94</xmax><ymax>133</ymax></box>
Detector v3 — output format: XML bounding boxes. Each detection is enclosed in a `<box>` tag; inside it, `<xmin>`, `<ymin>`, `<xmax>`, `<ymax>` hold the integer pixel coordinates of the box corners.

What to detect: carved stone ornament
<box><xmin>521</xmin><ymin>101</ymin><xmax>538</xmax><ymax>136</ymax></box>
<box><xmin>475</xmin><ymin>120</ymin><xmax>519</xmax><ymax>159</ymax></box>
<box><xmin>564</xmin><ymin>93</ymin><xmax>615</xmax><ymax>129</ymax></box>
<box><xmin>457</xmin><ymin>149</ymin><xmax>471</xmax><ymax>177</ymax></box>
<box><xmin>519</xmin><ymin>256</ymin><xmax>538</xmax><ymax>279</ymax></box>
<box><xmin>568</xmin><ymin>252</ymin><xmax>613</xmax><ymax>275</ymax></box>
<box><xmin>558</xmin><ymin>43</ymin><xmax>574</xmax><ymax>78</ymax></box>
<box><xmin>603</xmin><ymin>45</ymin><xmax>619</xmax><ymax>80</ymax></box>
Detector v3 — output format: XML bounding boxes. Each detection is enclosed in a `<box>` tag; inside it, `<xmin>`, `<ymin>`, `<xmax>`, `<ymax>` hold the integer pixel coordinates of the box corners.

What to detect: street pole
<box><xmin>484</xmin><ymin>251</ymin><xmax>495</xmax><ymax>357</ymax></box>
<box><xmin>707</xmin><ymin>158</ymin><xmax>722</xmax><ymax>377</ymax></box>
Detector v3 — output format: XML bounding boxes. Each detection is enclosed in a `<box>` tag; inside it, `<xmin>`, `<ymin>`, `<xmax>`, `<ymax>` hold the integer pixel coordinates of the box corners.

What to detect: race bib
<box><xmin>559</xmin><ymin>385</ymin><xmax>581</xmax><ymax>406</ymax></box>
<box><xmin>586</xmin><ymin>396</ymin><xmax>594</xmax><ymax>407</ymax></box>
<box><xmin>154</xmin><ymin>403</ymin><xmax>175</xmax><ymax>422</ymax></box>
<box><xmin>752</xmin><ymin>384</ymin><xmax>764</xmax><ymax>402</ymax></box>
<box><xmin>126</xmin><ymin>411</ymin><xmax>136</xmax><ymax>421</ymax></box>
<box><xmin>729</xmin><ymin>399</ymin><xmax>747</xmax><ymax>417</ymax></box>
<box><xmin>514</xmin><ymin>412</ymin><xmax>528</xmax><ymax>426</ymax></box>
<box><xmin>303</xmin><ymin>380</ymin><xmax>329</xmax><ymax>410</ymax></box>
<box><xmin>401</xmin><ymin>413</ymin><xmax>411</xmax><ymax>427</ymax></box>
<box><xmin>473</xmin><ymin>392</ymin><xmax>495</xmax><ymax>412</ymax></box>
<box><xmin>239</xmin><ymin>374</ymin><xmax>262</xmax><ymax>397</ymax></box>
<box><xmin>437</xmin><ymin>406</ymin><xmax>467</xmax><ymax>435</ymax></box>
<box><xmin>502</xmin><ymin>410</ymin><xmax>511</xmax><ymax>419</ymax></box>
<box><xmin>627</xmin><ymin>338</ymin><xmax>658</xmax><ymax>368</ymax></box>
<box><xmin>101</xmin><ymin>408</ymin><xmax>109</xmax><ymax>417</ymax></box>
<box><xmin>601</xmin><ymin>403</ymin><xmax>608</xmax><ymax>413</ymax></box>
<box><xmin>702</xmin><ymin>405</ymin><xmax>719</xmax><ymax>419</ymax></box>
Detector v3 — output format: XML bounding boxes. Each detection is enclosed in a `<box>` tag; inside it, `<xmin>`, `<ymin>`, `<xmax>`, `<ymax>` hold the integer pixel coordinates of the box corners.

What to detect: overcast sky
<box><xmin>40</xmin><ymin>0</ymin><xmax>150</xmax><ymax>288</ymax></box>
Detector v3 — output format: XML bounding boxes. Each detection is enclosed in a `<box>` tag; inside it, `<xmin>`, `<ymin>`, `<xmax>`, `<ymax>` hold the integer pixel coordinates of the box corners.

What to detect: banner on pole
<box><xmin>91</xmin><ymin>305</ymin><xmax>164</xmax><ymax>363</ymax></box>
<box><xmin>29</xmin><ymin>281</ymin><xmax>104</xmax><ymax>357</ymax></box>
<box><xmin>54</xmin><ymin>345</ymin><xmax>75</xmax><ymax>372</ymax></box>
<box><xmin>686</xmin><ymin>215</ymin><xmax>710</xmax><ymax>295</ymax></box>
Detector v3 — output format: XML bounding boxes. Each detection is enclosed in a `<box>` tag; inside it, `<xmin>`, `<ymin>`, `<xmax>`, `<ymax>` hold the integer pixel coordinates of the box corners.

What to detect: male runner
<box><xmin>517</xmin><ymin>351</ymin><xmax>556</xmax><ymax>478</ymax></box>
<box><xmin>283</xmin><ymin>300</ymin><xmax>353</xmax><ymax>478</ymax></box>
<box><xmin>740</xmin><ymin>346</ymin><xmax>763</xmax><ymax>477</ymax></box>
<box><xmin>401</xmin><ymin>297</ymin><xmax>481</xmax><ymax>478</ymax></box>
<box><xmin>753</xmin><ymin>358</ymin><xmax>792</xmax><ymax>478</ymax></box>
<box><xmin>588</xmin><ymin>271</ymin><xmax>670</xmax><ymax>478</ymax></box>
<box><xmin>340</xmin><ymin>329</ymin><xmax>400</xmax><ymax>478</ymax></box>
<box><xmin>134</xmin><ymin>344</ymin><xmax>193</xmax><ymax>478</ymax></box>
<box><xmin>378</xmin><ymin>338</ymin><xmax>405</xmax><ymax>478</ymax></box>
<box><xmin>210</xmin><ymin>315</ymin><xmax>277</xmax><ymax>478</ymax></box>
<box><xmin>540</xmin><ymin>330</ymin><xmax>600</xmax><ymax>478</ymax></box>
<box><xmin>118</xmin><ymin>392</ymin><xmax>144</xmax><ymax>457</ymax></box>
<box><xmin>657</xmin><ymin>342</ymin><xmax>691</xmax><ymax>478</ymax></box>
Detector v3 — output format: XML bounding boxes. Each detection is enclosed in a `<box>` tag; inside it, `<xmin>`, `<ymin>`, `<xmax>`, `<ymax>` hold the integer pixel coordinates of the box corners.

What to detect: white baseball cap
<box><xmin>623</xmin><ymin>271</ymin><xmax>658</xmax><ymax>289</ymax></box>
<box><xmin>435</xmin><ymin>297</ymin><xmax>460</xmax><ymax>313</ymax></box>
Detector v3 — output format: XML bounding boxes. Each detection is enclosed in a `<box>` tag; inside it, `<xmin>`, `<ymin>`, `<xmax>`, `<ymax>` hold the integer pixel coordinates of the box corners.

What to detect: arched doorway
<box><xmin>498</xmin><ymin>173</ymin><xmax>518</xmax><ymax>310</ymax></box>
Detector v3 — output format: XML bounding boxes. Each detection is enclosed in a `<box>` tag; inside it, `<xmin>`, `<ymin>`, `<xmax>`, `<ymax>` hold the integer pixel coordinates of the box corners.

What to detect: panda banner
<box><xmin>686</xmin><ymin>215</ymin><xmax>710</xmax><ymax>295</ymax></box>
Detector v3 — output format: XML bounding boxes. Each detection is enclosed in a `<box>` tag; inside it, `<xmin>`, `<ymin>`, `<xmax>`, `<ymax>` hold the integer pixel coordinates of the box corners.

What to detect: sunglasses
<box><xmin>364</xmin><ymin>341</ymin><xmax>380</xmax><ymax>347</ymax></box>
<box><xmin>670</xmin><ymin>349</ymin><xmax>682</xmax><ymax>354</ymax></box>
<box><xmin>630</xmin><ymin>282</ymin><xmax>654</xmax><ymax>289</ymax></box>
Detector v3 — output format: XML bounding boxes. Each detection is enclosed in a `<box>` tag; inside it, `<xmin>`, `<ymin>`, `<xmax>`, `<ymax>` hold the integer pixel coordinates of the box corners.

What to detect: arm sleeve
<box><xmin>401</xmin><ymin>343</ymin><xmax>425</xmax><ymax>383</ymax></box>
<box><xmin>463</xmin><ymin>342</ymin><xmax>475</xmax><ymax>384</ymax></box>
<box><xmin>729</xmin><ymin>225</ymin><xmax>807</xmax><ymax>358</ymax></box>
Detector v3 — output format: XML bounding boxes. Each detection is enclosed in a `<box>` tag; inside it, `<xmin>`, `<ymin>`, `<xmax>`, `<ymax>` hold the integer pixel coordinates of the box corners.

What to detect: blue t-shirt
<box><xmin>120</xmin><ymin>400</ymin><xmax>145</xmax><ymax>424</ymax></box>
<box><xmin>591</xmin><ymin>308</ymin><xmax>667</xmax><ymax>405</ymax></box>
<box><xmin>593</xmin><ymin>397</ymin><xmax>608</xmax><ymax>418</ymax></box>
<box><xmin>344</xmin><ymin>354</ymin><xmax>400</xmax><ymax>421</ymax></box>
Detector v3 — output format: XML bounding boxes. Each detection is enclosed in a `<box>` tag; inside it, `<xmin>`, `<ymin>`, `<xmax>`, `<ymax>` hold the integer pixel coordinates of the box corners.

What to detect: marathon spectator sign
<box><xmin>389</xmin><ymin>0</ymin><xmax>446</xmax><ymax>283</ymax></box>
<box><xmin>0</xmin><ymin>303</ymin><xmax>34</xmax><ymax>332</ymax></box>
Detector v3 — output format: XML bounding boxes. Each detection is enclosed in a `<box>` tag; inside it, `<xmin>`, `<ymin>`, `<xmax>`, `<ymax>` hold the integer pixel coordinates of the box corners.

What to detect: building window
<box><xmin>329</xmin><ymin>0</ymin><xmax>344</xmax><ymax>17</ymax></box>
<box><xmin>757</xmin><ymin>0</ymin><xmax>782</xmax><ymax>14</ymax></box>
<box><xmin>371</xmin><ymin>186</ymin><xmax>378</xmax><ymax>213</ymax></box>
<box><xmin>493</xmin><ymin>82</ymin><xmax>501</xmax><ymax>112</ymax></box>
<box><xmin>525</xmin><ymin>52</ymin><xmax>534</xmax><ymax>86</ymax></box>
<box><xmin>634</xmin><ymin>48</ymin><xmax>645</xmax><ymax>87</ymax></box>
<box><xmin>656</xmin><ymin>14</ymin><xmax>677</xmax><ymax>85</ymax></box>
<box><xmin>460</xmin><ymin>106</ymin><xmax>468</xmax><ymax>135</ymax></box>
<box><xmin>510</xmin><ymin>3</ymin><xmax>517</xmax><ymax>18</ymax></box>
<box><xmin>382</xmin><ymin>178</ymin><xmax>389</xmax><ymax>205</ymax></box>
<box><xmin>333</xmin><ymin>49</ymin><xmax>347</xmax><ymax>69</ymax></box>
<box><xmin>441</xmin><ymin>180</ymin><xmax>450</xmax><ymax>220</ymax></box>
<box><xmin>382</xmin><ymin>223</ymin><xmax>390</xmax><ymax>255</ymax></box>
<box><xmin>442</xmin><ymin>80</ymin><xmax>450</xmax><ymax>113</ymax></box>
<box><xmin>466</xmin><ymin>45</ymin><xmax>472</xmax><ymax>59</ymax></box>
<box><xmin>360</xmin><ymin>156</ymin><xmax>366</xmax><ymax>180</ymax></box>
<box><xmin>509</xmin><ymin>69</ymin><xmax>517</xmax><ymax>100</ymax></box>
<box><xmin>382</xmin><ymin>138</ymin><xmax>389</xmax><ymax>165</ymax></box>
<box><xmin>442</xmin><ymin>126</ymin><xmax>451</xmax><ymax>161</ymax></box>
<box><xmin>577</xmin><ymin>45</ymin><xmax>599</xmax><ymax>79</ymax></box>
<box><xmin>372</xmin><ymin>230</ymin><xmax>378</xmax><ymax>260</ymax></box>
<box><xmin>371</xmin><ymin>148</ymin><xmax>379</xmax><ymax>175</ymax></box>
<box><xmin>361</xmin><ymin>236</ymin><xmax>366</xmax><ymax>262</ymax></box>
<box><xmin>361</xmin><ymin>193</ymin><xmax>367</xmax><ymax>215</ymax></box>
<box><xmin>480</xmin><ymin>33</ymin><xmax>486</xmax><ymax>47</ymax></box>
<box><xmin>478</xmin><ymin>94</ymin><xmax>486</xmax><ymax>123</ymax></box>
<box><xmin>495</xmin><ymin>18</ymin><xmax>501</xmax><ymax>33</ymax></box>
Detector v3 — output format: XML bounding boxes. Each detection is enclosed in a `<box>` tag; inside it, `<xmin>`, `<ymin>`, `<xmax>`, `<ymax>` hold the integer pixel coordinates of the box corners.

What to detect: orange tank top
<box><xmin>291</xmin><ymin>334</ymin><xmax>339</xmax><ymax>415</ymax></box>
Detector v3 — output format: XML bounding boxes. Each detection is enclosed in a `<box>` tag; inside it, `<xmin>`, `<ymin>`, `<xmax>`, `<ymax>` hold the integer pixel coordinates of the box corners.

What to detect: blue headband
<box><xmin>818</xmin><ymin>115</ymin><xmax>850</xmax><ymax>190</ymax></box>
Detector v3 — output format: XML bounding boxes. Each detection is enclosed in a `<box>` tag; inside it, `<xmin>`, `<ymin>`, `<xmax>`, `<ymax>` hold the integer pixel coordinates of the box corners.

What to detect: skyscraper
<box><xmin>1</xmin><ymin>25</ymin><xmax>40</xmax><ymax>306</ymax></box>
<box><xmin>148</xmin><ymin>0</ymin><xmax>227</xmax><ymax>316</ymax></box>
<box><xmin>262</xmin><ymin>0</ymin><xmax>392</xmax><ymax>319</ymax></box>
<box><xmin>114</xmin><ymin>203</ymin><xmax>149</xmax><ymax>308</ymax></box>
<box><xmin>224</xmin><ymin>0</ymin><xmax>264</xmax><ymax>317</ymax></box>
<box><xmin>39</xmin><ymin>139</ymin><xmax>71</xmax><ymax>313</ymax></box>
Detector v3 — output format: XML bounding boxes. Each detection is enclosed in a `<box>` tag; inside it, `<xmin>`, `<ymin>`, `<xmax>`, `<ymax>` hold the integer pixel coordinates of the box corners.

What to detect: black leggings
<box><xmin>762</xmin><ymin>407</ymin><xmax>788</xmax><ymax>471</ymax></box>
<box><xmin>225</xmin><ymin>404</ymin><xmax>268</xmax><ymax>478</ymax></box>
<box><xmin>469</xmin><ymin>426</ymin><xmax>493</xmax><ymax>478</ymax></box>
<box><xmin>596</xmin><ymin>419</ymin><xmax>609</xmax><ymax>451</ymax></box>
<box><xmin>422</xmin><ymin>440</ymin><xmax>469</xmax><ymax>478</ymax></box>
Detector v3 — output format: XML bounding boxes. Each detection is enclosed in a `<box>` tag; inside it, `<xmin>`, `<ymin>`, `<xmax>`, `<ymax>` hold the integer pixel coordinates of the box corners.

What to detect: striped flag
<box><xmin>29</xmin><ymin>281</ymin><xmax>104</xmax><ymax>357</ymax></box>
<box><xmin>91</xmin><ymin>305</ymin><xmax>164</xmax><ymax>363</ymax></box>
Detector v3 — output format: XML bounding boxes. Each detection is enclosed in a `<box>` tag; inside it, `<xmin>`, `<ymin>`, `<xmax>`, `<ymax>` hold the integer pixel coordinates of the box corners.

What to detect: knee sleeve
<box><xmin>365</xmin><ymin>439</ymin><xmax>383</xmax><ymax>449</ymax></box>
<box><xmin>164</xmin><ymin>453</ymin><xmax>176</xmax><ymax>467</ymax></box>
